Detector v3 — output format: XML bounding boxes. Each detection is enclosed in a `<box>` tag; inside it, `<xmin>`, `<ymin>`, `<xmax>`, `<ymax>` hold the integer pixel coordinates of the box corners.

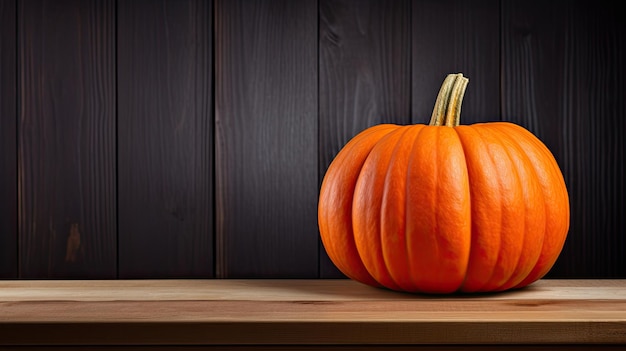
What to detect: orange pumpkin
<box><xmin>318</xmin><ymin>73</ymin><xmax>570</xmax><ymax>293</ymax></box>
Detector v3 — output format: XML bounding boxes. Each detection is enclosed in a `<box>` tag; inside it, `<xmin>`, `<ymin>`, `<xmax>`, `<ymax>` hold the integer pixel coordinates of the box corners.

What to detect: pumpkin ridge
<box><xmin>404</xmin><ymin>126</ymin><xmax>429</xmax><ymax>292</ymax></box>
<box><xmin>319</xmin><ymin>124</ymin><xmax>399</xmax><ymax>286</ymax></box>
<box><xmin>381</xmin><ymin>126</ymin><xmax>424</xmax><ymax>292</ymax></box>
<box><xmin>471</xmin><ymin>125</ymin><xmax>529</xmax><ymax>292</ymax></box>
<box><xmin>474</xmin><ymin>125</ymin><xmax>532</xmax><ymax>291</ymax></box>
<box><xmin>353</xmin><ymin>127</ymin><xmax>407</xmax><ymax>290</ymax></box>
<box><xmin>434</xmin><ymin>127</ymin><xmax>471</xmax><ymax>292</ymax></box>
<box><xmin>403</xmin><ymin>126</ymin><xmax>470</xmax><ymax>293</ymax></box>
<box><xmin>455</xmin><ymin>126</ymin><xmax>502</xmax><ymax>293</ymax></box>
<box><xmin>452</xmin><ymin>125</ymin><xmax>474</xmax><ymax>293</ymax></box>
<box><xmin>432</xmin><ymin>128</ymin><xmax>441</xmax><ymax>281</ymax></box>
<box><xmin>491</xmin><ymin>123</ymin><xmax>569</xmax><ymax>287</ymax></box>
<box><xmin>486</xmin><ymin>125</ymin><xmax>547</xmax><ymax>291</ymax></box>
<box><xmin>423</xmin><ymin>127</ymin><xmax>443</xmax><ymax>290</ymax></box>
<box><xmin>351</xmin><ymin>126</ymin><xmax>402</xmax><ymax>286</ymax></box>
<box><xmin>405</xmin><ymin>125</ymin><xmax>437</xmax><ymax>292</ymax></box>
<box><xmin>496</xmin><ymin>126</ymin><xmax>569</xmax><ymax>221</ymax></box>
<box><xmin>472</xmin><ymin>126</ymin><xmax>508</xmax><ymax>291</ymax></box>
<box><xmin>405</xmin><ymin>126</ymin><xmax>444</xmax><ymax>291</ymax></box>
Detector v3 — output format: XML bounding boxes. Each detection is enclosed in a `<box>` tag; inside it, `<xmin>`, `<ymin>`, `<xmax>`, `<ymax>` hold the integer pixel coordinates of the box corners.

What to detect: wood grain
<box><xmin>18</xmin><ymin>0</ymin><xmax>116</xmax><ymax>278</ymax></box>
<box><xmin>411</xmin><ymin>0</ymin><xmax>499</xmax><ymax>124</ymax></box>
<box><xmin>1</xmin><ymin>278</ymin><xmax>625</xmax><ymax>302</ymax></box>
<box><xmin>117</xmin><ymin>0</ymin><xmax>213</xmax><ymax>278</ymax></box>
<box><xmin>1</xmin><ymin>348</ymin><xmax>624</xmax><ymax>351</ymax></box>
<box><xmin>0</xmin><ymin>279</ymin><xmax>624</xmax><ymax>345</ymax></box>
<box><xmin>1</xmin><ymin>0</ymin><xmax>625</xmax><ymax>281</ymax></box>
<box><xmin>501</xmin><ymin>0</ymin><xmax>626</xmax><ymax>278</ymax></box>
<box><xmin>318</xmin><ymin>0</ymin><xmax>411</xmax><ymax>278</ymax></box>
<box><xmin>214</xmin><ymin>0</ymin><xmax>318</xmax><ymax>278</ymax></box>
<box><xmin>0</xmin><ymin>0</ymin><xmax>17</xmax><ymax>278</ymax></box>
<box><xmin>4</xmin><ymin>348</ymin><xmax>624</xmax><ymax>351</ymax></box>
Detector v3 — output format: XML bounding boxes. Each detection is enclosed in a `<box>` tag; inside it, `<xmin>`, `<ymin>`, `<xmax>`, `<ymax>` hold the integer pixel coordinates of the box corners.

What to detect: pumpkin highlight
<box><xmin>318</xmin><ymin>73</ymin><xmax>569</xmax><ymax>294</ymax></box>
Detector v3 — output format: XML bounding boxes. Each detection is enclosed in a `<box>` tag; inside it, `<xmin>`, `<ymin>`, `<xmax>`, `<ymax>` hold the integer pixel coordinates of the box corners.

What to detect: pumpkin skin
<box><xmin>318</xmin><ymin>74</ymin><xmax>569</xmax><ymax>294</ymax></box>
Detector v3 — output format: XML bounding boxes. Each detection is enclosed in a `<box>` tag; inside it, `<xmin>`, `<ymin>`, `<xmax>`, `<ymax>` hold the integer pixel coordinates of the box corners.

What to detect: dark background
<box><xmin>0</xmin><ymin>0</ymin><xmax>624</xmax><ymax>279</ymax></box>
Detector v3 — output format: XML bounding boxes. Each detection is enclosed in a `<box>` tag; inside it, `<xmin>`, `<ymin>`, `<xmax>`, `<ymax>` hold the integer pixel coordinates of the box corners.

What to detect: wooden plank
<box><xmin>1</xmin><ymin>279</ymin><xmax>625</xmax><ymax>302</ymax></box>
<box><xmin>1</xmin><ymin>348</ymin><xmax>624</xmax><ymax>351</ymax></box>
<box><xmin>0</xmin><ymin>279</ymin><xmax>624</xmax><ymax>345</ymax></box>
<box><xmin>318</xmin><ymin>0</ymin><xmax>411</xmax><ymax>278</ymax></box>
<box><xmin>117</xmin><ymin>0</ymin><xmax>213</xmax><ymax>278</ymax></box>
<box><xmin>0</xmin><ymin>0</ymin><xmax>17</xmax><ymax>278</ymax></box>
<box><xmin>501</xmin><ymin>0</ymin><xmax>626</xmax><ymax>277</ymax></box>
<box><xmin>214</xmin><ymin>0</ymin><xmax>318</xmax><ymax>277</ymax></box>
<box><xmin>6</xmin><ymin>347</ymin><xmax>622</xmax><ymax>351</ymax></box>
<box><xmin>3</xmin><ymin>347</ymin><xmax>623</xmax><ymax>351</ymax></box>
<box><xmin>18</xmin><ymin>0</ymin><xmax>116</xmax><ymax>278</ymax></box>
<box><xmin>412</xmin><ymin>0</ymin><xmax>499</xmax><ymax>124</ymax></box>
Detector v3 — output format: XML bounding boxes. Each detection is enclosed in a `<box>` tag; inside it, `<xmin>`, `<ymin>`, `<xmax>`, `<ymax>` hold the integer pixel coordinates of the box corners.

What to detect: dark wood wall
<box><xmin>0</xmin><ymin>0</ymin><xmax>624</xmax><ymax>279</ymax></box>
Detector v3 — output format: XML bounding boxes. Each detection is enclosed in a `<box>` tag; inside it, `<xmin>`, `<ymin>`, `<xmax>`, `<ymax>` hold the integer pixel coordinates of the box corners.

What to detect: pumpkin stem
<box><xmin>429</xmin><ymin>73</ymin><xmax>469</xmax><ymax>127</ymax></box>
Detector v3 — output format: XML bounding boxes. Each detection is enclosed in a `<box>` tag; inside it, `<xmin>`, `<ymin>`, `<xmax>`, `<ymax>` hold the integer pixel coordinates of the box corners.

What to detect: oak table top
<box><xmin>0</xmin><ymin>279</ymin><xmax>624</xmax><ymax>348</ymax></box>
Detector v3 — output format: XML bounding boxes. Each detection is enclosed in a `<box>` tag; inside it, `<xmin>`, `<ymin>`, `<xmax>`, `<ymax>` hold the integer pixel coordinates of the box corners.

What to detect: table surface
<box><xmin>0</xmin><ymin>279</ymin><xmax>624</xmax><ymax>346</ymax></box>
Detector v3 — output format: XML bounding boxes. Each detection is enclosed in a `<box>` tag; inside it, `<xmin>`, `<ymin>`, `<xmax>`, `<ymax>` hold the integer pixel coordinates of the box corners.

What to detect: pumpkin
<box><xmin>318</xmin><ymin>73</ymin><xmax>569</xmax><ymax>294</ymax></box>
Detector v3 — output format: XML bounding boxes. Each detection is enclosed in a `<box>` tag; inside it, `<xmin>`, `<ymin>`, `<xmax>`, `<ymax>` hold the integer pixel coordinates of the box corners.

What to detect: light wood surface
<box><xmin>0</xmin><ymin>279</ymin><xmax>624</xmax><ymax>346</ymax></box>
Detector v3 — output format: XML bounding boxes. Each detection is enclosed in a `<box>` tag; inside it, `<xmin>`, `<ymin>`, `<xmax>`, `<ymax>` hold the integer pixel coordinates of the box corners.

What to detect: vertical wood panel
<box><xmin>18</xmin><ymin>0</ymin><xmax>116</xmax><ymax>278</ymax></box>
<box><xmin>0</xmin><ymin>0</ymin><xmax>17</xmax><ymax>278</ymax></box>
<box><xmin>118</xmin><ymin>0</ymin><xmax>213</xmax><ymax>278</ymax></box>
<box><xmin>318</xmin><ymin>0</ymin><xmax>411</xmax><ymax>278</ymax></box>
<box><xmin>215</xmin><ymin>0</ymin><xmax>318</xmax><ymax>277</ymax></box>
<box><xmin>412</xmin><ymin>0</ymin><xmax>499</xmax><ymax>124</ymax></box>
<box><xmin>502</xmin><ymin>0</ymin><xmax>626</xmax><ymax>278</ymax></box>
<box><xmin>3</xmin><ymin>0</ymin><xmax>622</xmax><ymax>280</ymax></box>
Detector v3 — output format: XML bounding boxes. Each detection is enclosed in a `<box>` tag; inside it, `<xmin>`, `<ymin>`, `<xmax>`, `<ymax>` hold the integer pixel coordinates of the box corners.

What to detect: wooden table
<box><xmin>0</xmin><ymin>279</ymin><xmax>624</xmax><ymax>349</ymax></box>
